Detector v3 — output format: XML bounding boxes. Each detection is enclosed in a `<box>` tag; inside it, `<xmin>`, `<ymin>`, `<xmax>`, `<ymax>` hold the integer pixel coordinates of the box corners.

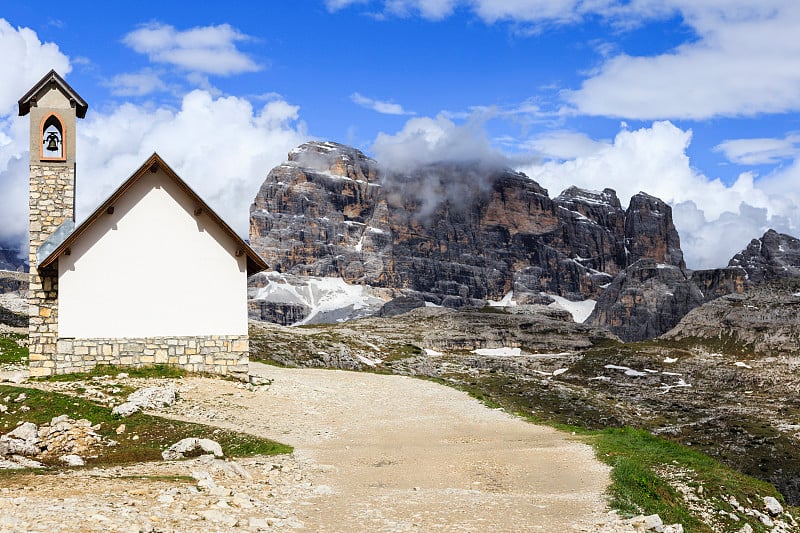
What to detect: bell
<box><xmin>45</xmin><ymin>135</ymin><xmax>59</xmax><ymax>152</ymax></box>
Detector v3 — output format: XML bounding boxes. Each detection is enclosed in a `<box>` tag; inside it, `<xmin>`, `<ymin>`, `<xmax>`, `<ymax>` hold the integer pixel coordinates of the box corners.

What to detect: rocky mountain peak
<box><xmin>624</xmin><ymin>192</ymin><xmax>685</xmax><ymax>270</ymax></box>
<box><xmin>287</xmin><ymin>141</ymin><xmax>379</xmax><ymax>183</ymax></box>
<box><xmin>728</xmin><ymin>229</ymin><xmax>800</xmax><ymax>283</ymax></box>
<box><xmin>250</xmin><ymin>141</ymin><xmax>695</xmax><ymax>322</ymax></box>
<box><xmin>555</xmin><ymin>186</ymin><xmax>622</xmax><ymax>210</ymax></box>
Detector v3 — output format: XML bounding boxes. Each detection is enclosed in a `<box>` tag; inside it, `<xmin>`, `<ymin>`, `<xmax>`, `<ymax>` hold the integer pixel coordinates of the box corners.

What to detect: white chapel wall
<box><xmin>58</xmin><ymin>170</ymin><xmax>248</xmax><ymax>338</ymax></box>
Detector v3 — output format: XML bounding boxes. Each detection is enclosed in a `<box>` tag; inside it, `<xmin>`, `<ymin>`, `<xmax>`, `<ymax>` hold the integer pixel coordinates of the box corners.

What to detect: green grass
<box><xmin>0</xmin><ymin>333</ymin><xmax>28</xmax><ymax>364</ymax></box>
<box><xmin>0</xmin><ymin>384</ymin><xmax>291</xmax><ymax>467</ymax></box>
<box><xmin>38</xmin><ymin>364</ymin><xmax>188</xmax><ymax>382</ymax></box>
<box><xmin>589</xmin><ymin>427</ymin><xmax>796</xmax><ymax>532</ymax></box>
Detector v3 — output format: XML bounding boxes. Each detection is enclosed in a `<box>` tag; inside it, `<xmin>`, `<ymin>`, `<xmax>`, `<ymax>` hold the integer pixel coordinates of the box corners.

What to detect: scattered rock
<box><xmin>764</xmin><ymin>495</ymin><xmax>784</xmax><ymax>516</ymax></box>
<box><xmin>162</xmin><ymin>438</ymin><xmax>223</xmax><ymax>461</ymax></box>
<box><xmin>115</xmin><ymin>424</ymin><xmax>126</xmax><ymax>435</ymax></box>
<box><xmin>111</xmin><ymin>402</ymin><xmax>141</xmax><ymax>417</ymax></box>
<box><xmin>113</xmin><ymin>385</ymin><xmax>177</xmax><ymax>417</ymax></box>
<box><xmin>59</xmin><ymin>454</ymin><xmax>85</xmax><ymax>467</ymax></box>
<box><xmin>627</xmin><ymin>513</ymin><xmax>663</xmax><ymax>530</ymax></box>
<box><xmin>1</xmin><ymin>422</ymin><xmax>40</xmax><ymax>456</ymax></box>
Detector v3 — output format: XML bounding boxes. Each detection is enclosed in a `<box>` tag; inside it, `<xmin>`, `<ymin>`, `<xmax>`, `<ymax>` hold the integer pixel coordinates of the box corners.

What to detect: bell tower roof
<box><xmin>18</xmin><ymin>69</ymin><xmax>88</xmax><ymax>119</ymax></box>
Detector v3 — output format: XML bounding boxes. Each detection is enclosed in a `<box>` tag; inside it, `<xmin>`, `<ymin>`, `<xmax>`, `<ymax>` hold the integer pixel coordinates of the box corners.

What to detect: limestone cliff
<box><xmin>590</xmin><ymin>230</ymin><xmax>798</xmax><ymax>341</ymax></box>
<box><xmin>250</xmin><ymin>141</ymin><xmax>685</xmax><ymax>308</ymax></box>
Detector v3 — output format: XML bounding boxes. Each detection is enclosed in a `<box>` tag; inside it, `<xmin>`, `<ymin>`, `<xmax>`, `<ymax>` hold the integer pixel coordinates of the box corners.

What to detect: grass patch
<box><xmin>37</xmin><ymin>364</ymin><xmax>188</xmax><ymax>382</ymax></box>
<box><xmin>589</xmin><ymin>427</ymin><xmax>795</xmax><ymax>532</ymax></box>
<box><xmin>0</xmin><ymin>333</ymin><xmax>28</xmax><ymax>364</ymax></box>
<box><xmin>383</xmin><ymin>343</ymin><xmax>424</xmax><ymax>362</ymax></box>
<box><xmin>0</xmin><ymin>384</ymin><xmax>291</xmax><ymax>466</ymax></box>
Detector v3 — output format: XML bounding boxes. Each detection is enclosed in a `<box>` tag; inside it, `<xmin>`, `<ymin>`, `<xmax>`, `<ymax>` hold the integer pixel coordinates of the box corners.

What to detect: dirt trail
<box><xmin>167</xmin><ymin>363</ymin><xmax>627</xmax><ymax>531</ymax></box>
<box><xmin>1</xmin><ymin>364</ymin><xmax>634</xmax><ymax>532</ymax></box>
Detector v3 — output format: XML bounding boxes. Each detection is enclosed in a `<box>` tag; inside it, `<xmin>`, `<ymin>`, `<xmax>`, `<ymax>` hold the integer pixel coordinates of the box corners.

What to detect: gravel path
<box><xmin>162</xmin><ymin>363</ymin><xmax>630</xmax><ymax>531</ymax></box>
<box><xmin>0</xmin><ymin>364</ymin><xmax>635</xmax><ymax>532</ymax></box>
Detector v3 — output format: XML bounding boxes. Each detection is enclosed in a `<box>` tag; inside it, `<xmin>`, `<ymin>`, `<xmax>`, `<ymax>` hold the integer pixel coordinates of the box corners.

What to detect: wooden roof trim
<box><xmin>38</xmin><ymin>153</ymin><xmax>268</xmax><ymax>275</ymax></box>
<box><xmin>18</xmin><ymin>69</ymin><xmax>89</xmax><ymax>118</ymax></box>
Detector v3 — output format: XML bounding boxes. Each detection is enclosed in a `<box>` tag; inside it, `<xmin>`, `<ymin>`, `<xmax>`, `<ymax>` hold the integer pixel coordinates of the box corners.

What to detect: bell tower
<box><xmin>18</xmin><ymin>70</ymin><xmax>87</xmax><ymax>375</ymax></box>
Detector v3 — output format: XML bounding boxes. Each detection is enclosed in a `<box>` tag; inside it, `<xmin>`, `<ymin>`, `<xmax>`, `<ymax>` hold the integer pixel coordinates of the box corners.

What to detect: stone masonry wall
<box><xmin>52</xmin><ymin>335</ymin><xmax>250</xmax><ymax>380</ymax></box>
<box><xmin>29</xmin><ymin>164</ymin><xmax>73</xmax><ymax>377</ymax></box>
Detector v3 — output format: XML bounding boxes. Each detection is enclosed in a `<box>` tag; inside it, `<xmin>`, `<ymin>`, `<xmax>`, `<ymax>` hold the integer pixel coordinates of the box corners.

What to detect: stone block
<box><xmin>230</xmin><ymin>339</ymin><xmax>250</xmax><ymax>352</ymax></box>
<box><xmin>140</xmin><ymin>355</ymin><xmax>155</xmax><ymax>364</ymax></box>
<box><xmin>29</xmin><ymin>367</ymin><xmax>52</xmax><ymax>377</ymax></box>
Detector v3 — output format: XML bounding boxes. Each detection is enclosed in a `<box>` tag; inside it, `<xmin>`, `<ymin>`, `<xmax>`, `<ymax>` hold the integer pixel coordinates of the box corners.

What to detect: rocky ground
<box><xmin>249</xmin><ymin>300</ymin><xmax>800</xmax><ymax>514</ymax></box>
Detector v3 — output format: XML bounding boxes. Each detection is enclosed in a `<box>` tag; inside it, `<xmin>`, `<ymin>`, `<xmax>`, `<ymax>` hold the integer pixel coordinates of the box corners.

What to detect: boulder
<box><xmin>113</xmin><ymin>385</ymin><xmax>176</xmax><ymax>417</ymax></box>
<box><xmin>162</xmin><ymin>438</ymin><xmax>224</xmax><ymax>461</ymax></box>
<box><xmin>58</xmin><ymin>454</ymin><xmax>85</xmax><ymax>467</ymax></box>
<box><xmin>377</xmin><ymin>296</ymin><xmax>425</xmax><ymax>317</ymax></box>
<box><xmin>1</xmin><ymin>422</ymin><xmax>41</xmax><ymax>456</ymax></box>
<box><xmin>764</xmin><ymin>495</ymin><xmax>784</xmax><ymax>517</ymax></box>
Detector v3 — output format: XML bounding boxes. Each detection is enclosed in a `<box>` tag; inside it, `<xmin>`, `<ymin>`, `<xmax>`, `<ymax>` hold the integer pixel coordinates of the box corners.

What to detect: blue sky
<box><xmin>1</xmin><ymin>0</ymin><xmax>799</xmax><ymax>269</ymax></box>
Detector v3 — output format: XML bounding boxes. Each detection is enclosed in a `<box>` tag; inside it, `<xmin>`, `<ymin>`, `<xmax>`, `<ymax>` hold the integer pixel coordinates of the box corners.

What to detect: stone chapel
<box><xmin>19</xmin><ymin>70</ymin><xmax>266</xmax><ymax>379</ymax></box>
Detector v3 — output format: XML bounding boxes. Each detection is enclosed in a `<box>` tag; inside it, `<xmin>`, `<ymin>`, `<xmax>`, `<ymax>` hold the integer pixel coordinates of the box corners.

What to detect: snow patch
<box><xmin>552</xmin><ymin>368</ymin><xmax>568</xmax><ymax>376</ymax></box>
<box><xmin>734</xmin><ymin>361</ymin><xmax>753</xmax><ymax>369</ymax></box>
<box><xmin>249</xmin><ymin>273</ymin><xmax>385</xmax><ymax>326</ymax></box>
<box><xmin>487</xmin><ymin>291</ymin><xmax>516</xmax><ymax>307</ymax></box>
<box><xmin>604</xmin><ymin>364</ymin><xmax>648</xmax><ymax>377</ymax></box>
<box><xmin>664</xmin><ymin>357</ymin><xmax>678</xmax><ymax>364</ymax></box>
<box><xmin>545</xmin><ymin>294</ymin><xmax>596</xmax><ymax>323</ymax></box>
<box><xmin>473</xmin><ymin>347</ymin><xmax>522</xmax><ymax>357</ymax></box>
<box><xmin>424</xmin><ymin>348</ymin><xmax>443</xmax><ymax>356</ymax></box>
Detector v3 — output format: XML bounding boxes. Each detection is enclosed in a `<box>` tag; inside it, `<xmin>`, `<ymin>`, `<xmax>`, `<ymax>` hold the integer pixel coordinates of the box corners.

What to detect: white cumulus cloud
<box><xmin>122</xmin><ymin>23</ymin><xmax>260</xmax><ymax>76</ymax></box>
<box><xmin>0</xmin><ymin>18</ymin><xmax>71</xmax><ymax>254</ymax></box>
<box><xmin>714</xmin><ymin>134</ymin><xmax>800</xmax><ymax>165</ymax></box>
<box><xmin>372</xmin><ymin>113</ymin><xmax>506</xmax><ymax>170</ymax></box>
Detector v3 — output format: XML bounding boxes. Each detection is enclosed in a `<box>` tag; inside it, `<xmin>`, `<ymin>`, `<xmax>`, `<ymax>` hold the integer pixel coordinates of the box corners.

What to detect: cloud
<box><xmin>502</xmin><ymin>130</ymin><xmax>609</xmax><ymax>160</ymax></box>
<box><xmin>104</xmin><ymin>69</ymin><xmax>168</xmax><ymax>97</ymax></box>
<box><xmin>1</xmin><ymin>89</ymin><xmax>308</xmax><ymax>246</ymax></box>
<box><xmin>0</xmin><ymin>18</ymin><xmax>71</xmax><ymax>116</ymax></box>
<box><xmin>373</xmin><ymin>113</ymin><xmax>798</xmax><ymax>270</ymax></box>
<box><xmin>564</xmin><ymin>2</ymin><xmax>800</xmax><ymax>119</ymax></box>
<box><xmin>714</xmin><ymin>134</ymin><xmax>800</xmax><ymax>165</ymax></box>
<box><xmin>350</xmin><ymin>92</ymin><xmax>415</xmax><ymax>115</ymax></box>
<box><xmin>326</xmin><ymin>0</ymin><xmax>457</xmax><ymax>19</ymax></box>
<box><xmin>371</xmin><ymin>113</ymin><xmax>507</xmax><ymax>171</ymax></box>
<box><xmin>0</xmin><ymin>19</ymin><xmax>71</xmax><ymax>253</ymax></box>
<box><xmin>122</xmin><ymin>23</ymin><xmax>260</xmax><ymax>76</ymax></box>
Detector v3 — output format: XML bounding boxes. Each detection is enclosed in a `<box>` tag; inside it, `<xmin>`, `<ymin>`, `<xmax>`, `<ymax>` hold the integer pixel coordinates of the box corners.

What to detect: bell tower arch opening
<box><xmin>41</xmin><ymin>114</ymin><xmax>65</xmax><ymax>161</ymax></box>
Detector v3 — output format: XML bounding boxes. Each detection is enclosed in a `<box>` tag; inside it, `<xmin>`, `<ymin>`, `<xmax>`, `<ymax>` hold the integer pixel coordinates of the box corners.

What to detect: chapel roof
<box><xmin>18</xmin><ymin>69</ymin><xmax>89</xmax><ymax>118</ymax></box>
<box><xmin>38</xmin><ymin>153</ymin><xmax>269</xmax><ymax>275</ymax></box>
